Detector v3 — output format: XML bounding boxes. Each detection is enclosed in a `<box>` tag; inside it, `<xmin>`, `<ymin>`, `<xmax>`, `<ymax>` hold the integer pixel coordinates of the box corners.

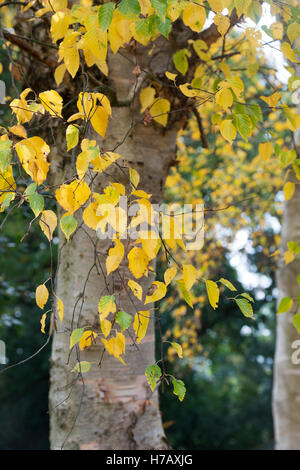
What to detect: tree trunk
<box><xmin>49</xmin><ymin>52</ymin><xmax>179</xmax><ymax>450</ymax></box>
<box><xmin>273</xmin><ymin>68</ymin><xmax>300</xmax><ymax>449</ymax></box>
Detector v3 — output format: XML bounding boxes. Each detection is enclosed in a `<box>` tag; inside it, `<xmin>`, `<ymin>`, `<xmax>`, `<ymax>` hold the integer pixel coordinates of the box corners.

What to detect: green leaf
<box><xmin>236</xmin><ymin>298</ymin><xmax>254</xmax><ymax>319</ymax></box>
<box><xmin>1</xmin><ymin>192</ymin><xmax>14</xmax><ymax>210</ymax></box>
<box><xmin>0</xmin><ymin>140</ymin><xmax>12</xmax><ymax>173</ymax></box>
<box><xmin>173</xmin><ymin>49</ymin><xmax>188</xmax><ymax>75</ymax></box>
<box><xmin>293</xmin><ymin>314</ymin><xmax>300</xmax><ymax>333</ymax></box>
<box><xmin>116</xmin><ymin>311</ymin><xmax>132</xmax><ymax>332</ymax></box>
<box><xmin>60</xmin><ymin>213</ymin><xmax>77</xmax><ymax>241</ymax></box>
<box><xmin>177</xmin><ymin>279</ymin><xmax>193</xmax><ymax>308</ymax></box>
<box><xmin>240</xmin><ymin>292</ymin><xmax>254</xmax><ymax>303</ymax></box>
<box><xmin>234</xmin><ymin>114</ymin><xmax>252</xmax><ymax>141</ymax></box>
<box><xmin>156</xmin><ymin>17</ymin><xmax>172</xmax><ymax>38</ymax></box>
<box><xmin>72</xmin><ymin>361</ymin><xmax>91</xmax><ymax>373</ymax></box>
<box><xmin>118</xmin><ymin>0</ymin><xmax>141</xmax><ymax>17</ymax></box>
<box><xmin>172</xmin><ymin>378</ymin><xmax>186</xmax><ymax>402</ymax></box>
<box><xmin>24</xmin><ymin>182</ymin><xmax>37</xmax><ymax>196</ymax></box>
<box><xmin>70</xmin><ymin>328</ymin><xmax>84</xmax><ymax>348</ymax></box>
<box><xmin>247</xmin><ymin>103</ymin><xmax>263</xmax><ymax>125</ymax></box>
<box><xmin>277</xmin><ymin>296</ymin><xmax>293</xmax><ymax>314</ymax></box>
<box><xmin>287</xmin><ymin>241</ymin><xmax>300</xmax><ymax>255</ymax></box>
<box><xmin>145</xmin><ymin>364</ymin><xmax>162</xmax><ymax>391</ymax></box>
<box><xmin>219</xmin><ymin>278</ymin><xmax>237</xmax><ymax>291</ymax></box>
<box><xmin>150</xmin><ymin>0</ymin><xmax>167</xmax><ymax>21</ymax></box>
<box><xmin>98</xmin><ymin>2</ymin><xmax>115</xmax><ymax>30</ymax></box>
<box><xmin>29</xmin><ymin>193</ymin><xmax>44</xmax><ymax>217</ymax></box>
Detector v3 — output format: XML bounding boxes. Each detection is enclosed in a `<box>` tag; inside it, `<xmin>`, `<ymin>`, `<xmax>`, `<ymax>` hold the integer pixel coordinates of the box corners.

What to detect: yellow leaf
<box><xmin>98</xmin><ymin>295</ymin><xmax>116</xmax><ymax>320</ymax></box>
<box><xmin>39</xmin><ymin>90</ymin><xmax>63</xmax><ymax>117</ymax></box>
<box><xmin>51</xmin><ymin>11</ymin><xmax>70</xmax><ymax>42</ymax></box>
<box><xmin>270</xmin><ymin>22</ymin><xmax>283</xmax><ymax>40</ymax></box>
<box><xmin>258</xmin><ymin>142</ymin><xmax>273</xmax><ymax>161</ymax></box>
<box><xmin>208</xmin><ymin>0</ymin><xmax>231</xmax><ymax>12</ymax></box>
<box><xmin>106</xmin><ymin>239</ymin><xmax>125</xmax><ymax>275</ymax></box>
<box><xmin>260</xmin><ymin>91</ymin><xmax>281</xmax><ymax>108</ymax></box>
<box><xmin>129</xmin><ymin>167</ymin><xmax>140</xmax><ymax>188</ymax></box>
<box><xmin>281</xmin><ymin>42</ymin><xmax>298</xmax><ymax>63</ymax></box>
<box><xmin>8</xmin><ymin>125</ymin><xmax>27</xmax><ymax>138</ymax></box>
<box><xmin>57</xmin><ymin>297</ymin><xmax>64</xmax><ymax>322</ymax></box>
<box><xmin>39</xmin><ymin>210</ymin><xmax>57</xmax><ymax>241</ymax></box>
<box><xmin>133</xmin><ymin>311</ymin><xmax>150</xmax><ymax>343</ymax></box>
<box><xmin>128</xmin><ymin>279</ymin><xmax>143</xmax><ymax>301</ymax></box>
<box><xmin>15</xmin><ymin>137</ymin><xmax>50</xmax><ymax>185</ymax></box>
<box><xmin>140</xmin><ymin>86</ymin><xmax>156</xmax><ymax>113</ymax></box>
<box><xmin>165</xmin><ymin>71</ymin><xmax>177</xmax><ymax>82</ymax></box>
<box><xmin>102</xmin><ymin>332</ymin><xmax>126</xmax><ymax>363</ymax></box>
<box><xmin>54</xmin><ymin>63</ymin><xmax>66</xmax><ymax>86</ymax></box>
<box><xmin>128</xmin><ymin>246</ymin><xmax>149</xmax><ymax>279</ymax></box>
<box><xmin>285</xmin><ymin>250</ymin><xmax>295</xmax><ymax>265</ymax></box>
<box><xmin>100</xmin><ymin>319</ymin><xmax>112</xmax><ymax>338</ymax></box>
<box><xmin>90</xmin><ymin>106</ymin><xmax>109</xmax><ymax>138</ymax></box>
<box><xmin>164</xmin><ymin>266</ymin><xmax>177</xmax><ymax>286</ymax></box>
<box><xmin>216</xmin><ymin>87</ymin><xmax>233</xmax><ymax>110</ymax></box>
<box><xmin>287</xmin><ymin>22</ymin><xmax>300</xmax><ymax>44</ymax></box>
<box><xmin>171</xmin><ymin>342</ymin><xmax>183</xmax><ymax>358</ymax></box>
<box><xmin>206</xmin><ymin>280</ymin><xmax>219</xmax><ymax>310</ymax></box>
<box><xmin>36</xmin><ymin>284</ymin><xmax>49</xmax><ymax>309</ymax></box>
<box><xmin>179</xmin><ymin>83</ymin><xmax>198</xmax><ymax>98</ymax></box>
<box><xmin>220</xmin><ymin>120</ymin><xmax>236</xmax><ymax>143</ymax></box>
<box><xmin>284</xmin><ymin>181</ymin><xmax>295</xmax><ymax>201</ymax></box>
<box><xmin>40</xmin><ymin>313</ymin><xmax>47</xmax><ymax>334</ymax></box>
<box><xmin>183</xmin><ymin>264</ymin><xmax>197</xmax><ymax>291</ymax></box>
<box><xmin>55</xmin><ymin>179</ymin><xmax>91</xmax><ymax>215</ymax></box>
<box><xmin>149</xmin><ymin>98</ymin><xmax>170</xmax><ymax>127</ymax></box>
<box><xmin>83</xmin><ymin>200</ymin><xmax>104</xmax><ymax>230</ymax></box>
<box><xmin>145</xmin><ymin>281</ymin><xmax>167</xmax><ymax>304</ymax></box>
<box><xmin>79</xmin><ymin>330</ymin><xmax>97</xmax><ymax>350</ymax></box>
<box><xmin>182</xmin><ymin>2</ymin><xmax>206</xmax><ymax>33</ymax></box>
<box><xmin>66</xmin><ymin>124</ymin><xmax>79</xmax><ymax>151</ymax></box>
<box><xmin>214</xmin><ymin>13</ymin><xmax>230</xmax><ymax>36</ymax></box>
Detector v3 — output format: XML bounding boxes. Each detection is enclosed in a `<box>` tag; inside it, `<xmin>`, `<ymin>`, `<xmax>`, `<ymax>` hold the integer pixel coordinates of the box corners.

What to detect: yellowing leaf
<box><xmin>60</xmin><ymin>213</ymin><xmax>77</xmax><ymax>241</ymax></box>
<box><xmin>102</xmin><ymin>332</ymin><xmax>126</xmax><ymax>363</ymax></box>
<box><xmin>145</xmin><ymin>281</ymin><xmax>167</xmax><ymax>304</ymax></box>
<box><xmin>66</xmin><ymin>124</ymin><xmax>79</xmax><ymax>151</ymax></box>
<box><xmin>57</xmin><ymin>297</ymin><xmax>64</xmax><ymax>322</ymax></box>
<box><xmin>284</xmin><ymin>181</ymin><xmax>295</xmax><ymax>201</ymax></box>
<box><xmin>55</xmin><ymin>179</ymin><xmax>91</xmax><ymax>215</ymax></box>
<box><xmin>128</xmin><ymin>246</ymin><xmax>149</xmax><ymax>279</ymax></box>
<box><xmin>149</xmin><ymin>98</ymin><xmax>170</xmax><ymax>127</ymax></box>
<box><xmin>39</xmin><ymin>210</ymin><xmax>57</xmax><ymax>241</ymax></box>
<box><xmin>206</xmin><ymin>280</ymin><xmax>219</xmax><ymax>310</ymax></box>
<box><xmin>171</xmin><ymin>342</ymin><xmax>183</xmax><ymax>358</ymax></box>
<box><xmin>128</xmin><ymin>279</ymin><xmax>143</xmax><ymax>301</ymax></box>
<box><xmin>165</xmin><ymin>71</ymin><xmax>177</xmax><ymax>82</ymax></box>
<box><xmin>79</xmin><ymin>330</ymin><xmax>98</xmax><ymax>350</ymax></box>
<box><xmin>164</xmin><ymin>266</ymin><xmax>177</xmax><ymax>286</ymax></box>
<box><xmin>98</xmin><ymin>295</ymin><xmax>116</xmax><ymax>320</ymax></box>
<box><xmin>40</xmin><ymin>313</ymin><xmax>47</xmax><ymax>334</ymax></box>
<box><xmin>35</xmin><ymin>284</ymin><xmax>49</xmax><ymax>309</ymax></box>
<box><xmin>39</xmin><ymin>90</ymin><xmax>63</xmax><ymax>117</ymax></box>
<box><xmin>140</xmin><ymin>86</ymin><xmax>156</xmax><ymax>113</ymax></box>
<box><xmin>100</xmin><ymin>319</ymin><xmax>112</xmax><ymax>338</ymax></box>
<box><xmin>177</xmin><ymin>279</ymin><xmax>193</xmax><ymax>308</ymax></box>
<box><xmin>285</xmin><ymin>250</ymin><xmax>295</xmax><ymax>265</ymax></box>
<box><xmin>216</xmin><ymin>87</ymin><xmax>233</xmax><ymax>110</ymax></box>
<box><xmin>183</xmin><ymin>264</ymin><xmax>197</xmax><ymax>291</ymax></box>
<box><xmin>106</xmin><ymin>239</ymin><xmax>125</xmax><ymax>275</ymax></box>
<box><xmin>214</xmin><ymin>13</ymin><xmax>230</xmax><ymax>36</ymax></box>
<box><xmin>220</xmin><ymin>120</ymin><xmax>236</xmax><ymax>143</ymax></box>
<box><xmin>270</xmin><ymin>21</ymin><xmax>283</xmax><ymax>40</ymax></box>
<box><xmin>133</xmin><ymin>311</ymin><xmax>150</xmax><ymax>343</ymax></box>
<box><xmin>129</xmin><ymin>167</ymin><xmax>140</xmax><ymax>188</ymax></box>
